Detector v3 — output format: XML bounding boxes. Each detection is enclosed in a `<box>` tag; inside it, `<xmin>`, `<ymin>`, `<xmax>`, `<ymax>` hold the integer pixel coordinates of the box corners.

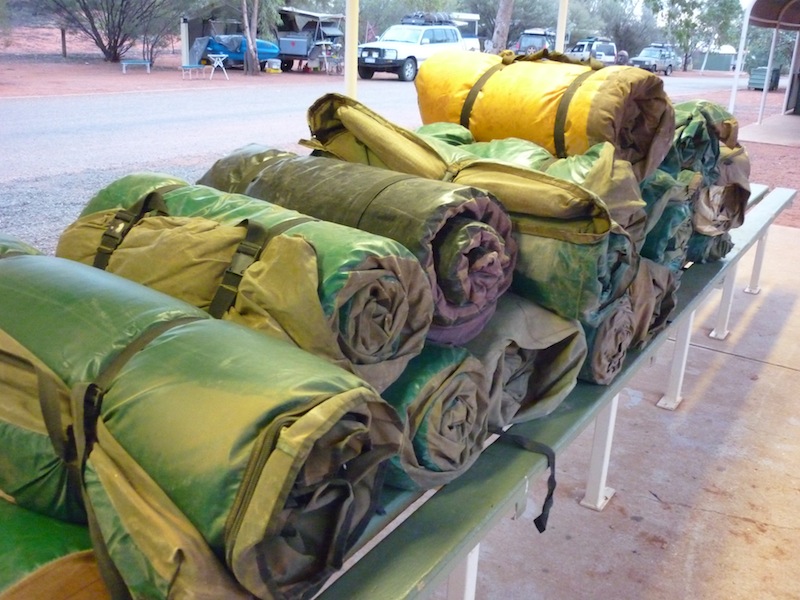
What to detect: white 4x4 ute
<box><xmin>357</xmin><ymin>13</ymin><xmax>468</xmax><ymax>81</ymax></box>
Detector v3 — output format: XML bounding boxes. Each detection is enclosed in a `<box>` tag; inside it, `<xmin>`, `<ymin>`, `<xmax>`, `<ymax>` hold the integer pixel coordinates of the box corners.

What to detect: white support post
<box><xmin>657</xmin><ymin>311</ymin><xmax>695</xmax><ymax>410</ymax></box>
<box><xmin>580</xmin><ymin>393</ymin><xmax>618</xmax><ymax>511</ymax></box>
<box><xmin>709</xmin><ymin>262</ymin><xmax>739</xmax><ymax>340</ymax></box>
<box><xmin>446</xmin><ymin>544</ymin><xmax>480</xmax><ymax>600</ymax></box>
<box><xmin>745</xmin><ymin>233</ymin><xmax>768</xmax><ymax>294</ymax></box>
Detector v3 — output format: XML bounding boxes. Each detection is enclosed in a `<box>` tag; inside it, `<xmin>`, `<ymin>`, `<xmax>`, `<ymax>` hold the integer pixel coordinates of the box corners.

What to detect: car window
<box><xmin>381</xmin><ymin>26</ymin><xmax>422</xmax><ymax>44</ymax></box>
<box><xmin>445</xmin><ymin>29</ymin><xmax>458</xmax><ymax>43</ymax></box>
<box><xmin>422</xmin><ymin>30</ymin><xmax>434</xmax><ymax>44</ymax></box>
<box><xmin>432</xmin><ymin>28</ymin><xmax>447</xmax><ymax>43</ymax></box>
<box><xmin>597</xmin><ymin>43</ymin><xmax>615</xmax><ymax>56</ymax></box>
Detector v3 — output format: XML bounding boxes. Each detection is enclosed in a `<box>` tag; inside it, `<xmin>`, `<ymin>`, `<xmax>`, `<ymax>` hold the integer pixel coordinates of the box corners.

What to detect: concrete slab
<box><xmin>739</xmin><ymin>113</ymin><xmax>800</xmax><ymax>147</ymax></box>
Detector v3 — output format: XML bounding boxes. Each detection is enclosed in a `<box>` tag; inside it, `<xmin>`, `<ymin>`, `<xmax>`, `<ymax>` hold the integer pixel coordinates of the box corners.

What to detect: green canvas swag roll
<box><xmin>465</xmin><ymin>292</ymin><xmax>588</xmax><ymax>429</ymax></box>
<box><xmin>578</xmin><ymin>295</ymin><xmax>636</xmax><ymax>385</ymax></box>
<box><xmin>380</xmin><ymin>343</ymin><xmax>490</xmax><ymax>490</ymax></box>
<box><xmin>301</xmin><ymin>93</ymin><xmax>633</xmax><ymax>322</ymax></box>
<box><xmin>0</xmin><ymin>251</ymin><xmax>210</xmax><ymax>525</ymax></box>
<box><xmin>56</xmin><ymin>173</ymin><xmax>433</xmax><ymax>393</ymax></box>
<box><xmin>198</xmin><ymin>146</ymin><xmax>518</xmax><ymax>345</ymax></box>
<box><xmin>0</xmin><ymin>255</ymin><xmax>405</xmax><ymax>599</ymax></box>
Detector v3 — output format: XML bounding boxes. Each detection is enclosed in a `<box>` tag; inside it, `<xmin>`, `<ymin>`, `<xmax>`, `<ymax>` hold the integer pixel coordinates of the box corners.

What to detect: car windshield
<box><xmin>520</xmin><ymin>35</ymin><xmax>547</xmax><ymax>51</ymax></box>
<box><xmin>640</xmin><ymin>48</ymin><xmax>662</xmax><ymax>58</ymax></box>
<box><xmin>380</xmin><ymin>26</ymin><xmax>422</xmax><ymax>44</ymax></box>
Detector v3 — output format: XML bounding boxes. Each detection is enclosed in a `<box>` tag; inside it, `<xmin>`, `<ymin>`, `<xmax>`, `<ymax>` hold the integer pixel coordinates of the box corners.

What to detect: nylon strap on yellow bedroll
<box><xmin>493</xmin><ymin>429</ymin><xmax>557</xmax><ymax>533</ymax></box>
<box><xmin>459</xmin><ymin>50</ymin><xmax>518</xmax><ymax>130</ymax></box>
<box><xmin>93</xmin><ymin>184</ymin><xmax>184</xmax><ymax>270</ymax></box>
<box><xmin>553</xmin><ymin>69</ymin><xmax>595</xmax><ymax>158</ymax></box>
<box><xmin>207</xmin><ymin>216</ymin><xmax>316</xmax><ymax>319</ymax></box>
<box><xmin>70</xmin><ymin>316</ymin><xmax>203</xmax><ymax>600</ymax></box>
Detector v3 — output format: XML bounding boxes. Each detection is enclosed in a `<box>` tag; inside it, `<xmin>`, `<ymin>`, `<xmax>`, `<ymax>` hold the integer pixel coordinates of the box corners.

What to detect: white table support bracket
<box><xmin>657</xmin><ymin>311</ymin><xmax>694</xmax><ymax>410</ymax></box>
<box><xmin>446</xmin><ymin>544</ymin><xmax>480</xmax><ymax>600</ymax></box>
<box><xmin>744</xmin><ymin>232</ymin><xmax>768</xmax><ymax>294</ymax></box>
<box><xmin>580</xmin><ymin>393</ymin><xmax>619</xmax><ymax>511</ymax></box>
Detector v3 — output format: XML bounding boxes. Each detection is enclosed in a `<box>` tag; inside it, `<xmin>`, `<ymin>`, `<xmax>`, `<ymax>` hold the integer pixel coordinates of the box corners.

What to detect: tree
<box><xmin>0</xmin><ymin>0</ymin><xmax>9</xmax><ymax>48</ymax></box>
<box><xmin>491</xmin><ymin>0</ymin><xmax>514</xmax><ymax>52</ymax></box>
<box><xmin>45</xmin><ymin>0</ymin><xmax>196</xmax><ymax>63</ymax></box>
<box><xmin>644</xmin><ymin>0</ymin><xmax>743</xmax><ymax>70</ymax></box>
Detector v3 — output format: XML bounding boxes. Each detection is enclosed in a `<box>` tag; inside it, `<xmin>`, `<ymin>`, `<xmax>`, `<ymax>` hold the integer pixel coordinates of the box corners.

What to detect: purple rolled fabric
<box><xmin>198</xmin><ymin>145</ymin><xmax>518</xmax><ymax>344</ymax></box>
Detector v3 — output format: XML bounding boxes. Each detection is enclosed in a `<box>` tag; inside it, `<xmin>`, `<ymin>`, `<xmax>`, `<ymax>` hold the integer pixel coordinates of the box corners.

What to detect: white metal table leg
<box><xmin>709</xmin><ymin>262</ymin><xmax>738</xmax><ymax>340</ymax></box>
<box><xmin>745</xmin><ymin>233</ymin><xmax>768</xmax><ymax>294</ymax></box>
<box><xmin>580</xmin><ymin>393</ymin><xmax>618</xmax><ymax>511</ymax></box>
<box><xmin>446</xmin><ymin>544</ymin><xmax>480</xmax><ymax>600</ymax></box>
<box><xmin>657</xmin><ymin>310</ymin><xmax>695</xmax><ymax>410</ymax></box>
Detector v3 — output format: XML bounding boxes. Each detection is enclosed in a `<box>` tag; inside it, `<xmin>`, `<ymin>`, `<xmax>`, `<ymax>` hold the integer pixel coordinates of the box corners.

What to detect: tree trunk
<box><xmin>491</xmin><ymin>0</ymin><xmax>515</xmax><ymax>53</ymax></box>
<box><xmin>242</xmin><ymin>0</ymin><xmax>261</xmax><ymax>76</ymax></box>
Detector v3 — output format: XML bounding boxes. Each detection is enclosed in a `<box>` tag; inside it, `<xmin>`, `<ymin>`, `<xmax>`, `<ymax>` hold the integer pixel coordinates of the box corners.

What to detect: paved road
<box><xmin>0</xmin><ymin>71</ymin><xmax>742</xmax><ymax>253</ymax></box>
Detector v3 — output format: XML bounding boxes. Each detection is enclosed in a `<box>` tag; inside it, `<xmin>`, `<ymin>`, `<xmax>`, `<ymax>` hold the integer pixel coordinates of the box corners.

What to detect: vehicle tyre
<box><xmin>280</xmin><ymin>60</ymin><xmax>294</xmax><ymax>72</ymax></box>
<box><xmin>259</xmin><ymin>61</ymin><xmax>267</xmax><ymax>72</ymax></box>
<box><xmin>358</xmin><ymin>66</ymin><xmax>375</xmax><ymax>79</ymax></box>
<box><xmin>398</xmin><ymin>58</ymin><xmax>417</xmax><ymax>81</ymax></box>
<box><xmin>664</xmin><ymin>64</ymin><xmax>673</xmax><ymax>76</ymax></box>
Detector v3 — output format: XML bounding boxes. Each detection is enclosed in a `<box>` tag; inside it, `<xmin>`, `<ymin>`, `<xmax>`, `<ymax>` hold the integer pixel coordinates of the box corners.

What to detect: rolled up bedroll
<box><xmin>639</xmin><ymin>168</ymin><xmax>691</xmax><ymax>236</ymax></box>
<box><xmin>627</xmin><ymin>258</ymin><xmax>678</xmax><ymax>349</ymax></box>
<box><xmin>302</xmin><ymin>93</ymin><xmax>631</xmax><ymax>321</ymax></box>
<box><xmin>0</xmin><ymin>254</ymin><xmax>405</xmax><ymax>599</ymax></box>
<box><xmin>578</xmin><ymin>295</ymin><xmax>636</xmax><ymax>385</ymax></box>
<box><xmin>56</xmin><ymin>173</ymin><xmax>433</xmax><ymax>392</ymax></box>
<box><xmin>414</xmin><ymin>50</ymin><xmax>676</xmax><ymax>181</ymax></box>
<box><xmin>417</xmin><ymin>123</ymin><xmax>648</xmax><ymax>250</ymax></box>
<box><xmin>464</xmin><ymin>293</ymin><xmax>587</xmax><ymax>429</ymax></box>
<box><xmin>0</xmin><ymin>253</ymin><xmax>210</xmax><ymax>524</ymax></box>
<box><xmin>0</xmin><ymin>232</ymin><xmax>42</xmax><ymax>257</ymax></box>
<box><xmin>0</xmin><ymin>499</ymin><xmax>103</xmax><ymax>599</ymax></box>
<box><xmin>692</xmin><ymin>144</ymin><xmax>750</xmax><ymax>236</ymax></box>
<box><xmin>641</xmin><ymin>170</ymin><xmax>698</xmax><ymax>272</ymax></box>
<box><xmin>379</xmin><ymin>343</ymin><xmax>489</xmax><ymax>490</ymax></box>
<box><xmin>661</xmin><ymin>100</ymin><xmax>739</xmax><ymax>185</ymax></box>
<box><xmin>686</xmin><ymin>231</ymin><xmax>734</xmax><ymax>264</ymax></box>
<box><xmin>200</xmin><ymin>147</ymin><xmax>517</xmax><ymax>344</ymax></box>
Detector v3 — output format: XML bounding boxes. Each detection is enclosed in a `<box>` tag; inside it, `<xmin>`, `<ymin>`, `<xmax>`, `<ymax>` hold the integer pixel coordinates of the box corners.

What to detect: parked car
<box><xmin>565</xmin><ymin>37</ymin><xmax>617</xmax><ymax>66</ymax></box>
<box><xmin>512</xmin><ymin>27</ymin><xmax>556</xmax><ymax>54</ymax></box>
<box><xmin>630</xmin><ymin>44</ymin><xmax>680</xmax><ymax>76</ymax></box>
<box><xmin>357</xmin><ymin>12</ymin><xmax>470</xmax><ymax>81</ymax></box>
<box><xmin>201</xmin><ymin>35</ymin><xmax>279</xmax><ymax>70</ymax></box>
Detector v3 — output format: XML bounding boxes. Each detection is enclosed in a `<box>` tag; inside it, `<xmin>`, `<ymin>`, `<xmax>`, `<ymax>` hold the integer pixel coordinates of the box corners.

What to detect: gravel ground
<box><xmin>1</xmin><ymin>26</ymin><xmax>798</xmax><ymax>256</ymax></box>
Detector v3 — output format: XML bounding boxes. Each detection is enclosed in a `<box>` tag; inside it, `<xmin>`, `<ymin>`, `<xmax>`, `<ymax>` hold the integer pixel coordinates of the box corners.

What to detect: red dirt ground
<box><xmin>1</xmin><ymin>26</ymin><xmax>798</xmax><ymax>227</ymax></box>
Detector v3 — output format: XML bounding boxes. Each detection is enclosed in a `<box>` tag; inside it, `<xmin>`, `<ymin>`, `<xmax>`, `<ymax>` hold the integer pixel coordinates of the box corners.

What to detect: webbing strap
<box><xmin>348</xmin><ymin>174</ymin><xmax>416</xmax><ymax>229</ymax></box>
<box><xmin>495</xmin><ymin>430</ymin><xmax>557</xmax><ymax>533</ymax></box>
<box><xmin>93</xmin><ymin>184</ymin><xmax>183</xmax><ymax>270</ymax></box>
<box><xmin>553</xmin><ymin>69</ymin><xmax>595</xmax><ymax>158</ymax></box>
<box><xmin>70</xmin><ymin>315</ymin><xmax>202</xmax><ymax>600</ymax></box>
<box><xmin>207</xmin><ymin>216</ymin><xmax>315</xmax><ymax>318</ymax></box>
<box><xmin>459</xmin><ymin>62</ymin><xmax>507</xmax><ymax>129</ymax></box>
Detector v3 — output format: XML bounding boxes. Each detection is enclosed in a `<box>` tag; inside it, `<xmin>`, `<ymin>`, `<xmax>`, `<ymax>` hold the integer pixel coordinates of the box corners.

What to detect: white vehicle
<box><xmin>357</xmin><ymin>12</ymin><xmax>470</xmax><ymax>81</ymax></box>
<box><xmin>565</xmin><ymin>37</ymin><xmax>618</xmax><ymax>66</ymax></box>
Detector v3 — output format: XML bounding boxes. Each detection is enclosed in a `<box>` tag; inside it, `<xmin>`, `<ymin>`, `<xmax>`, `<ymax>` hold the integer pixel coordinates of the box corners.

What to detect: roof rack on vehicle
<box><xmin>400</xmin><ymin>12</ymin><xmax>455</xmax><ymax>26</ymax></box>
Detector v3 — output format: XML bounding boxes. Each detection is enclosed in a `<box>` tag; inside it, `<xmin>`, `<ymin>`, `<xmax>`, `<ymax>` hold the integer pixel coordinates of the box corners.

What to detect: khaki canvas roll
<box><xmin>0</xmin><ymin>254</ymin><xmax>405</xmax><ymax>599</ymax></box>
<box><xmin>56</xmin><ymin>174</ymin><xmax>433</xmax><ymax>392</ymax></box>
